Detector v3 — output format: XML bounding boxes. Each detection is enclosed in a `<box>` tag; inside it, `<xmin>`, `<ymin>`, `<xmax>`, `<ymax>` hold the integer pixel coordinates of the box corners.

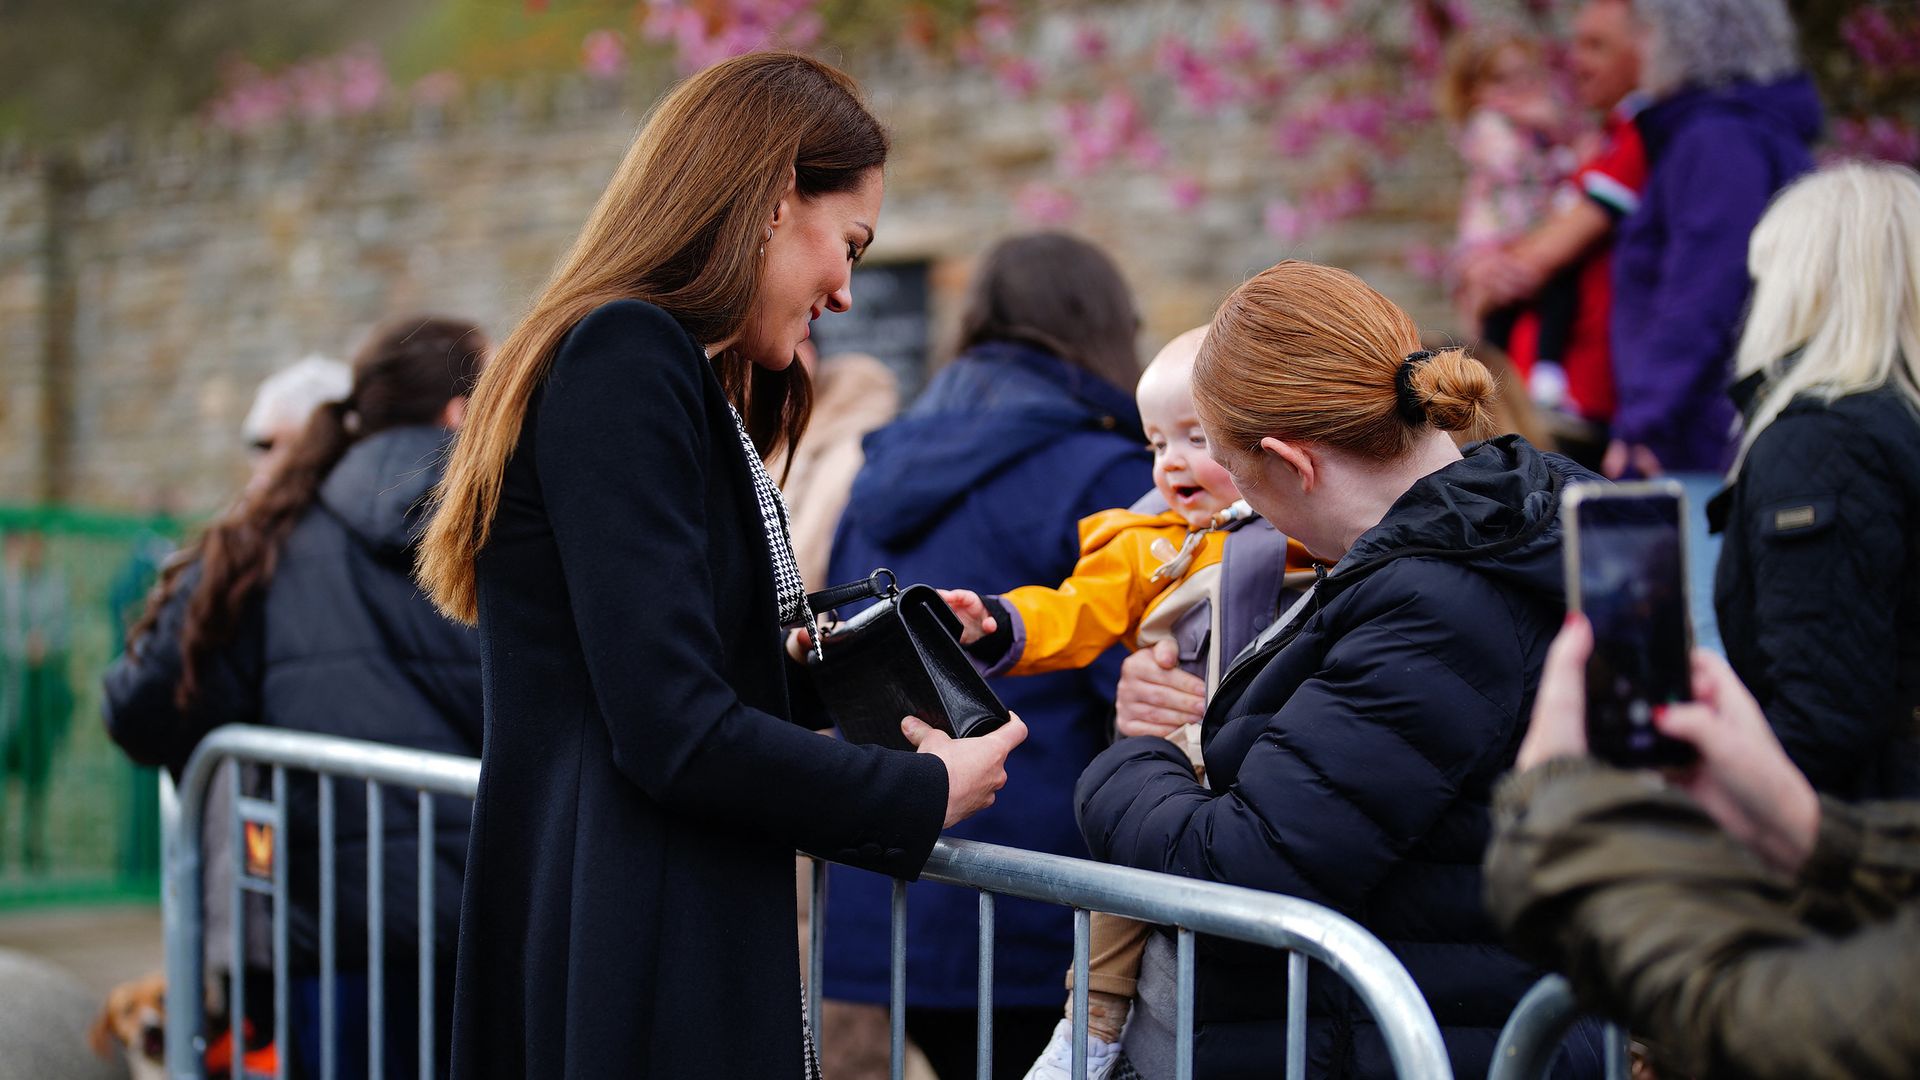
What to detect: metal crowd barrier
<box><xmin>1487</xmin><ymin>976</ymin><xmax>1630</xmax><ymax>1080</ymax></box>
<box><xmin>165</xmin><ymin>726</ymin><xmax>1453</xmax><ymax>1080</ymax></box>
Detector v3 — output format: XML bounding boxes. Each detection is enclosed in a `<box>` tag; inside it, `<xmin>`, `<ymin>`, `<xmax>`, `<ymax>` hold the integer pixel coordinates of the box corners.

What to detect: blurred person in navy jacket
<box><xmin>821</xmin><ymin>231</ymin><xmax>1153</xmax><ymax>1080</ymax></box>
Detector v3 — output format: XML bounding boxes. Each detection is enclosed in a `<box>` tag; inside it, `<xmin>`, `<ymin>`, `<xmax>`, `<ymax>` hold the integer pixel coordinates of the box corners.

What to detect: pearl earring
<box><xmin>760</xmin><ymin>224</ymin><xmax>772</xmax><ymax>258</ymax></box>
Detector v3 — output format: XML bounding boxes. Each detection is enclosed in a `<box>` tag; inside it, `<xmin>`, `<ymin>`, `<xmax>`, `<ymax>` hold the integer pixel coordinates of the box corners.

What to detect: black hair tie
<box><xmin>1394</xmin><ymin>350</ymin><xmax>1434</xmax><ymax>426</ymax></box>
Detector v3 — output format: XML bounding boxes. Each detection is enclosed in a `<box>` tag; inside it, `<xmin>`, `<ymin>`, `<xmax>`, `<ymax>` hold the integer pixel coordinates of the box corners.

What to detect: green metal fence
<box><xmin>0</xmin><ymin>506</ymin><xmax>180</xmax><ymax>909</ymax></box>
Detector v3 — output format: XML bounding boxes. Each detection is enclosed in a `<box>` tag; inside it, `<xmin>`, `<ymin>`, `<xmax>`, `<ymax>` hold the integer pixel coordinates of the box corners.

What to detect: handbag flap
<box><xmin>807</xmin><ymin>581</ymin><xmax>1008</xmax><ymax>750</ymax></box>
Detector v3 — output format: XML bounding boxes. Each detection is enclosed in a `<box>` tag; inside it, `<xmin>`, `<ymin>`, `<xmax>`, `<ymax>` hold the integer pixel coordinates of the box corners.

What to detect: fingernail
<box><xmin>1563</xmin><ymin>611</ymin><xmax>1577</xmax><ymax>626</ymax></box>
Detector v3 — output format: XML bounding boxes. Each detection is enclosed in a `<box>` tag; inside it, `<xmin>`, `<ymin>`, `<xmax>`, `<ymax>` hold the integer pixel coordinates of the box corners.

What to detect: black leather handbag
<box><xmin>805</xmin><ymin>569</ymin><xmax>1010</xmax><ymax>753</ymax></box>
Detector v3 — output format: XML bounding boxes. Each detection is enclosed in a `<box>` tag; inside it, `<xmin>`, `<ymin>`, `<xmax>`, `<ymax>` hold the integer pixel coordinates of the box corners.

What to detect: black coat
<box><xmin>1077</xmin><ymin>437</ymin><xmax>1602</xmax><ymax>1079</ymax></box>
<box><xmin>1711</xmin><ymin>386</ymin><xmax>1920</xmax><ymax>799</ymax></box>
<box><xmin>103</xmin><ymin>426</ymin><xmax>482</xmax><ymax>973</ymax></box>
<box><xmin>448</xmin><ymin>300</ymin><xmax>948</xmax><ymax>1079</ymax></box>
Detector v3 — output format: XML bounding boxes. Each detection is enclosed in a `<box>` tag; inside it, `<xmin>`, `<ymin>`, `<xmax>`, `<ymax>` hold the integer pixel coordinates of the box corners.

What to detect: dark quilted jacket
<box><xmin>104</xmin><ymin>427</ymin><xmax>482</xmax><ymax>972</ymax></box>
<box><xmin>1711</xmin><ymin>386</ymin><xmax>1920</xmax><ymax>799</ymax></box>
<box><xmin>1077</xmin><ymin>437</ymin><xmax>1602</xmax><ymax>1079</ymax></box>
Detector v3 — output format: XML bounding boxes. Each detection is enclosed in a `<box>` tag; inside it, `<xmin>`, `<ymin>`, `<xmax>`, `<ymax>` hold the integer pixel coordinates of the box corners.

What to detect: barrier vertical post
<box><xmin>367</xmin><ymin>782</ymin><xmax>384</xmax><ymax>1080</ymax></box>
<box><xmin>976</xmin><ymin>892</ymin><xmax>993</xmax><ymax>1080</ymax></box>
<box><xmin>1286</xmin><ymin>950</ymin><xmax>1307</xmax><ymax>1080</ymax></box>
<box><xmin>320</xmin><ymin>776</ymin><xmax>337</xmax><ymax>1080</ymax></box>
<box><xmin>273</xmin><ymin>766</ymin><xmax>290</xmax><ymax>1080</ymax></box>
<box><xmin>809</xmin><ymin>859</ymin><xmax>825</xmax><ymax>1050</ymax></box>
<box><xmin>229</xmin><ymin>760</ymin><xmax>246</xmax><ymax>1080</ymax></box>
<box><xmin>889</xmin><ymin>879</ymin><xmax>906</xmax><ymax>1080</ymax></box>
<box><xmin>418</xmin><ymin>791</ymin><xmax>435</xmax><ymax>1080</ymax></box>
<box><xmin>1071</xmin><ymin>909</ymin><xmax>1090</xmax><ymax>1080</ymax></box>
<box><xmin>1174</xmin><ymin>928</ymin><xmax>1196</xmax><ymax>1080</ymax></box>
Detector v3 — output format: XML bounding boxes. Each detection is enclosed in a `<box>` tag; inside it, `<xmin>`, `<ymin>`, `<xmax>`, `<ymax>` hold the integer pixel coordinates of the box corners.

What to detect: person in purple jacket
<box><xmin>1606</xmin><ymin>0</ymin><xmax>1820</xmax><ymax>651</ymax></box>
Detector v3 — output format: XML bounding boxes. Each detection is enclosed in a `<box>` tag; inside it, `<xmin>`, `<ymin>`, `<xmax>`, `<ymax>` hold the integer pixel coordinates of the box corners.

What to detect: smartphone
<box><xmin>1563</xmin><ymin>481</ymin><xmax>1699</xmax><ymax>768</ymax></box>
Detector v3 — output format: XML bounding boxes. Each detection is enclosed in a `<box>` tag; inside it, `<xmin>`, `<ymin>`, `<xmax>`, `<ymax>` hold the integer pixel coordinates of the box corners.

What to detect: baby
<box><xmin>943</xmin><ymin>327</ymin><xmax>1311</xmax><ymax>1079</ymax></box>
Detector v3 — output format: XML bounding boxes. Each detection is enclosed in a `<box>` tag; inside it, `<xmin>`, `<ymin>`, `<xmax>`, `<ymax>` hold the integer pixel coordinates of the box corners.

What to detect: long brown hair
<box><xmin>134</xmin><ymin>316</ymin><xmax>487</xmax><ymax>708</ymax></box>
<box><xmin>955</xmin><ymin>231</ymin><xmax>1143</xmax><ymax>392</ymax></box>
<box><xmin>1194</xmin><ymin>260</ymin><xmax>1496</xmax><ymax>460</ymax></box>
<box><xmin>418</xmin><ymin>51</ymin><xmax>889</xmax><ymax>623</ymax></box>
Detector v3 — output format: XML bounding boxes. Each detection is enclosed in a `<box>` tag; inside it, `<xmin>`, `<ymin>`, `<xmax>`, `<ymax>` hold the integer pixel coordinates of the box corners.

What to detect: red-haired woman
<box><xmin>1076</xmin><ymin>261</ymin><xmax>1603</xmax><ymax>1079</ymax></box>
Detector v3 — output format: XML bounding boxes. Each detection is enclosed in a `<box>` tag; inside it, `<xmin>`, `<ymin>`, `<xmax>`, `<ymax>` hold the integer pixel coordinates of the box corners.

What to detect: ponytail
<box><xmin>128</xmin><ymin>316</ymin><xmax>486</xmax><ymax>708</ymax></box>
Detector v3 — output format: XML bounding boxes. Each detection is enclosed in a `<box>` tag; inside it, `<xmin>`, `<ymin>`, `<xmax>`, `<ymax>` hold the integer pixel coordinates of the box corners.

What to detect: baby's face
<box><xmin>1141</xmin><ymin>386</ymin><xmax>1241</xmax><ymax>530</ymax></box>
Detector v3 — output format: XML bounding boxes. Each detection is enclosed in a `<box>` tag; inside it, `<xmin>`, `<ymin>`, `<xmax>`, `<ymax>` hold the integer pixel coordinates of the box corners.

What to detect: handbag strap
<box><xmin>807</xmin><ymin>568</ymin><xmax>899</xmax><ymax>615</ymax></box>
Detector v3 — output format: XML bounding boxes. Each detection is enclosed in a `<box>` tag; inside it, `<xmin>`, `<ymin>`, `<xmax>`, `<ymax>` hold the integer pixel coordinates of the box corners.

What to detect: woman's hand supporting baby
<box><xmin>1115</xmin><ymin>640</ymin><xmax>1206</xmax><ymax>739</ymax></box>
<box><xmin>904</xmin><ymin>713</ymin><xmax>1029</xmax><ymax>827</ymax></box>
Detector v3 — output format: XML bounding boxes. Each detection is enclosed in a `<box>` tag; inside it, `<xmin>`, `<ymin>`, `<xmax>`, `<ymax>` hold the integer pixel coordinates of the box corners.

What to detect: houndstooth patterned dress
<box><xmin>725</xmin><ymin>404</ymin><xmax>825</xmax><ymax>1079</ymax></box>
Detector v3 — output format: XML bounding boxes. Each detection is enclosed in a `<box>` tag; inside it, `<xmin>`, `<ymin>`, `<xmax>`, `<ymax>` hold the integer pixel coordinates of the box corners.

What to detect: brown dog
<box><xmin>89</xmin><ymin>972</ymin><xmax>167</xmax><ymax>1080</ymax></box>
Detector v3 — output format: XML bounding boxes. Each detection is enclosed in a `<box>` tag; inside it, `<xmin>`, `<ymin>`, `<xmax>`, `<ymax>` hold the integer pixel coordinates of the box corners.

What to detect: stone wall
<box><xmin>0</xmin><ymin>5</ymin><xmax>1462</xmax><ymax>513</ymax></box>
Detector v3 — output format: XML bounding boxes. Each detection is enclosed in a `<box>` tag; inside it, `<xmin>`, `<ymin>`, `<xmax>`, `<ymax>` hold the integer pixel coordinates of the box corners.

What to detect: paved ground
<box><xmin>0</xmin><ymin>900</ymin><xmax>944</xmax><ymax>1078</ymax></box>
<box><xmin>0</xmin><ymin>904</ymin><xmax>162</xmax><ymax>998</ymax></box>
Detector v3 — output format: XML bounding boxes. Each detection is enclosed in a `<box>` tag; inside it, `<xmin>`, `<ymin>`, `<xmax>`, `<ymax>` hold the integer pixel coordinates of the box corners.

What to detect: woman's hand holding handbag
<box><xmin>796</xmin><ymin>569</ymin><xmax>1028</xmax><ymax>827</ymax></box>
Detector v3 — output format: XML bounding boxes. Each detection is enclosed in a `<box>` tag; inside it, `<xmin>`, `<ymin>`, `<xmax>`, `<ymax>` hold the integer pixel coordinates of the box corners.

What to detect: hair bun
<box><xmin>1408</xmin><ymin>348</ymin><xmax>1496</xmax><ymax>436</ymax></box>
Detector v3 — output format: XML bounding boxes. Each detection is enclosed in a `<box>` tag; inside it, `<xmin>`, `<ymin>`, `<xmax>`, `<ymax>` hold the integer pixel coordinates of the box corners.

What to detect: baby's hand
<box><xmin>936</xmin><ymin>589</ymin><xmax>998</xmax><ymax>645</ymax></box>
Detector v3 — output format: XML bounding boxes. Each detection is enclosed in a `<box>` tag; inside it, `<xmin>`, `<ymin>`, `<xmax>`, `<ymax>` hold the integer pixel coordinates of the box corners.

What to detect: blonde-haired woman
<box><xmin>1711</xmin><ymin>161</ymin><xmax>1920</xmax><ymax>800</ymax></box>
<box><xmin>1076</xmin><ymin>261</ymin><xmax>1604</xmax><ymax>1078</ymax></box>
<box><xmin>417</xmin><ymin>52</ymin><xmax>1025</xmax><ymax>1079</ymax></box>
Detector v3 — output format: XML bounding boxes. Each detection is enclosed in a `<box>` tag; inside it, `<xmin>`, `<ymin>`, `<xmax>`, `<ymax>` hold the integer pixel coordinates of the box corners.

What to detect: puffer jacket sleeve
<box><xmin>1796</xmin><ymin>795</ymin><xmax>1920</xmax><ymax>928</ymax></box>
<box><xmin>1076</xmin><ymin>562</ymin><xmax>1526</xmax><ymax>910</ymax></box>
<box><xmin>996</xmin><ymin>515</ymin><xmax>1169</xmax><ymax>677</ymax></box>
<box><xmin>1729</xmin><ymin>410</ymin><xmax>1908</xmax><ymax>793</ymax></box>
<box><xmin>102</xmin><ymin>561</ymin><xmax>263</xmax><ymax>777</ymax></box>
<box><xmin>1485</xmin><ymin>757</ymin><xmax>1920</xmax><ymax>1079</ymax></box>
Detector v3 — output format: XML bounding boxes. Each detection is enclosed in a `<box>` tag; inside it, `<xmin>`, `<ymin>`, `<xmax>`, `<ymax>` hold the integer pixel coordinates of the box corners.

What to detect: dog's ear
<box><xmin>87</xmin><ymin>1002</ymin><xmax>118</xmax><ymax>1058</ymax></box>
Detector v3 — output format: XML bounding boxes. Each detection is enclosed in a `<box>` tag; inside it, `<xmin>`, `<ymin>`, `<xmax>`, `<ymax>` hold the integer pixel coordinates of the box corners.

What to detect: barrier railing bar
<box><xmin>917</xmin><ymin>841</ymin><xmax>1448</xmax><ymax>1079</ymax></box>
<box><xmin>1174</xmin><ymin>928</ymin><xmax>1195</xmax><ymax>1080</ymax></box>
<box><xmin>1489</xmin><ymin>974</ymin><xmax>1632</xmax><ymax>1080</ymax></box>
<box><xmin>320</xmin><ymin>775</ymin><xmax>337</xmax><ymax>1080</ymax></box>
<box><xmin>273</xmin><ymin>766</ymin><xmax>290</xmax><ymax>1080</ymax></box>
<box><xmin>418</xmin><ymin>790</ymin><xmax>434</xmax><ymax>1080</ymax></box>
<box><xmin>889</xmin><ymin>878</ymin><xmax>906</xmax><ymax>1080</ymax></box>
<box><xmin>1604</xmin><ymin>1023</ymin><xmax>1629</xmax><ymax>1078</ymax></box>
<box><xmin>228</xmin><ymin>759</ymin><xmax>245</xmax><ymax>1080</ymax></box>
<box><xmin>975</xmin><ymin>890</ymin><xmax>993</xmax><ymax>1080</ymax></box>
<box><xmin>236</xmin><ymin>797</ymin><xmax>278</xmax><ymax>823</ymax></box>
<box><xmin>367</xmin><ymin>781</ymin><xmax>384</xmax><ymax>1080</ymax></box>
<box><xmin>167</xmin><ymin>727</ymin><xmax>1452</xmax><ymax>1080</ymax></box>
<box><xmin>1071</xmin><ymin>908</ymin><xmax>1089</xmax><ymax>1080</ymax></box>
<box><xmin>1286</xmin><ymin>950</ymin><xmax>1307</xmax><ymax>1080</ymax></box>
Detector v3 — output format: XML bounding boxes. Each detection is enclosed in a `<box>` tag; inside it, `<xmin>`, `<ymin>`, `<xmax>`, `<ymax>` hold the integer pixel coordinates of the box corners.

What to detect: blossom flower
<box><xmin>1168</xmin><ymin>174</ymin><xmax>1206</xmax><ymax>211</ymax></box>
<box><xmin>582</xmin><ymin>30</ymin><xmax>628</xmax><ymax>80</ymax></box>
<box><xmin>1015</xmin><ymin>182</ymin><xmax>1080</xmax><ymax>225</ymax></box>
<box><xmin>1264</xmin><ymin>198</ymin><xmax>1307</xmax><ymax>243</ymax></box>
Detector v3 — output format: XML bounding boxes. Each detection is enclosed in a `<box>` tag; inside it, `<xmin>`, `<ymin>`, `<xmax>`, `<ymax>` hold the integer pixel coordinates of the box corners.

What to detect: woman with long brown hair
<box><xmin>105</xmin><ymin>315</ymin><xmax>488</xmax><ymax>1079</ymax></box>
<box><xmin>415</xmin><ymin>52</ymin><xmax>1024</xmax><ymax>1078</ymax></box>
<box><xmin>1075</xmin><ymin>261</ymin><xmax>1603</xmax><ymax>1078</ymax></box>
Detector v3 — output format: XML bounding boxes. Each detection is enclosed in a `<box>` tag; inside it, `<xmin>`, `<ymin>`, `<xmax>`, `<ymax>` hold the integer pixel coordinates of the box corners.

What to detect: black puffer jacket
<box><xmin>105</xmin><ymin>426</ymin><xmax>481</xmax><ymax>972</ymax></box>
<box><xmin>1711</xmin><ymin>385</ymin><xmax>1920</xmax><ymax>799</ymax></box>
<box><xmin>1077</xmin><ymin>436</ymin><xmax>1602</xmax><ymax>1079</ymax></box>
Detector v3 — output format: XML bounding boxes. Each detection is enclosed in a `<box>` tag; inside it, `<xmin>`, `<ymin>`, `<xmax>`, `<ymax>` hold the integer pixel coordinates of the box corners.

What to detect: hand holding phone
<box><xmin>1563</xmin><ymin>481</ymin><xmax>1699</xmax><ymax>768</ymax></box>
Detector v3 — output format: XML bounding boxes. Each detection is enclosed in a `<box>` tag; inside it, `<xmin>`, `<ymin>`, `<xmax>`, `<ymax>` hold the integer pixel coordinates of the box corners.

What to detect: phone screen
<box><xmin>1569</xmin><ymin>485</ymin><xmax>1698</xmax><ymax>767</ymax></box>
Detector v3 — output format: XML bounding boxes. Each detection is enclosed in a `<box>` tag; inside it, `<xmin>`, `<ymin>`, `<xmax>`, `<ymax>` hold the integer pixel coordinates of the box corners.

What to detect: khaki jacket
<box><xmin>1485</xmin><ymin>757</ymin><xmax>1920</xmax><ymax>1078</ymax></box>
